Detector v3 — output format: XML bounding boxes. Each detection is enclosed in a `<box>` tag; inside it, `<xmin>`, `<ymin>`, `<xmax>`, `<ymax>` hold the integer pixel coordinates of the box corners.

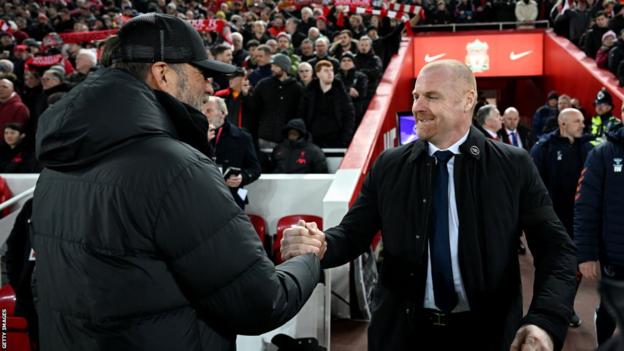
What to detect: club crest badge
<box><xmin>465</xmin><ymin>39</ymin><xmax>490</xmax><ymax>73</ymax></box>
<box><xmin>614</xmin><ymin>158</ymin><xmax>623</xmax><ymax>173</ymax></box>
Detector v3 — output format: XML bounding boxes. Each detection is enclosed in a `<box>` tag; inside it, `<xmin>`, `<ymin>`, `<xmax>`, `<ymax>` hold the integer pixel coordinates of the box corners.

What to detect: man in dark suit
<box><xmin>281</xmin><ymin>60</ymin><xmax>577</xmax><ymax>350</ymax></box>
<box><xmin>500</xmin><ymin>107</ymin><xmax>534</xmax><ymax>150</ymax></box>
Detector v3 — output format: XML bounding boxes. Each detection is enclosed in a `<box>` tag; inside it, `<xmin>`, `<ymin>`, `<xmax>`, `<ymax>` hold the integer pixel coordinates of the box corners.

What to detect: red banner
<box><xmin>26</xmin><ymin>54</ymin><xmax>64</xmax><ymax>67</ymax></box>
<box><xmin>335</xmin><ymin>0</ymin><xmax>370</xmax><ymax>6</ymax></box>
<box><xmin>412</xmin><ymin>32</ymin><xmax>544</xmax><ymax>77</ymax></box>
<box><xmin>59</xmin><ymin>29</ymin><xmax>118</xmax><ymax>44</ymax></box>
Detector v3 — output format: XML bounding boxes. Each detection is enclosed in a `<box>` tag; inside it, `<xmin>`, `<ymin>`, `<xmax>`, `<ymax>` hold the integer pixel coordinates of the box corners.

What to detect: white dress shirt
<box><xmin>506</xmin><ymin>128</ymin><xmax>523</xmax><ymax>149</ymax></box>
<box><xmin>423</xmin><ymin>131</ymin><xmax>471</xmax><ymax>312</ymax></box>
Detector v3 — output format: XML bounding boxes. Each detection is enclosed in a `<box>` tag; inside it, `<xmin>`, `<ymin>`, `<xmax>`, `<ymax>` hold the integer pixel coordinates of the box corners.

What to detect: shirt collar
<box><xmin>427</xmin><ymin>130</ymin><xmax>470</xmax><ymax>156</ymax></box>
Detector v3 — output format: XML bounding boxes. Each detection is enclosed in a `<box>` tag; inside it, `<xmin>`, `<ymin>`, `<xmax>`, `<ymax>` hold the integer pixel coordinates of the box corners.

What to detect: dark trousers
<box><xmin>597</xmin><ymin>264</ymin><xmax>624</xmax><ymax>345</ymax></box>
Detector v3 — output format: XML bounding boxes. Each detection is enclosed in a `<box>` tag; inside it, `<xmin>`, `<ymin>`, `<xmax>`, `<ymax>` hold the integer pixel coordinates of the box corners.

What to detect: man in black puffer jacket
<box><xmin>31</xmin><ymin>14</ymin><xmax>322</xmax><ymax>351</ymax></box>
<box><xmin>575</xmin><ymin>120</ymin><xmax>624</xmax><ymax>346</ymax></box>
<box><xmin>271</xmin><ymin>118</ymin><xmax>328</xmax><ymax>173</ymax></box>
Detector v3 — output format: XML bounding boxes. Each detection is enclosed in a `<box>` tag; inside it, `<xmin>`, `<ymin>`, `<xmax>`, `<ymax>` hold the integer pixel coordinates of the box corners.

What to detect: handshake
<box><xmin>280</xmin><ymin>220</ymin><xmax>327</xmax><ymax>261</ymax></box>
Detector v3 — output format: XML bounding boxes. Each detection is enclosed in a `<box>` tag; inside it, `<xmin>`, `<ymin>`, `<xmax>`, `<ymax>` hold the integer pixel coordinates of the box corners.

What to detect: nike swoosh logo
<box><xmin>509</xmin><ymin>50</ymin><xmax>532</xmax><ymax>61</ymax></box>
<box><xmin>424</xmin><ymin>53</ymin><xmax>446</xmax><ymax>62</ymax></box>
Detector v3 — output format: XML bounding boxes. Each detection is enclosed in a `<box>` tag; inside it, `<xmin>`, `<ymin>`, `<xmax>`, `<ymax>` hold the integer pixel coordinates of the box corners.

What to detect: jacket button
<box><xmin>409</xmin><ymin>272</ymin><xmax>415</xmax><ymax>277</ymax></box>
<box><xmin>405</xmin><ymin>308</ymin><xmax>410</xmax><ymax>315</ymax></box>
<box><xmin>415</xmin><ymin>235</ymin><xmax>421</xmax><ymax>239</ymax></box>
<box><xmin>422</xmin><ymin>198</ymin><xmax>427</xmax><ymax>203</ymax></box>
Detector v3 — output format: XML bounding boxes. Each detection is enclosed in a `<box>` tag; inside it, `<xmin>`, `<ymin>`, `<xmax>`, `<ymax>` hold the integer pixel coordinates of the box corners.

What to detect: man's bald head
<box><xmin>558</xmin><ymin>108</ymin><xmax>585</xmax><ymax>140</ymax></box>
<box><xmin>503</xmin><ymin>107</ymin><xmax>520</xmax><ymax>130</ymax></box>
<box><xmin>420</xmin><ymin>59</ymin><xmax>477</xmax><ymax>95</ymax></box>
<box><xmin>0</xmin><ymin>78</ymin><xmax>15</xmax><ymax>101</ymax></box>
<box><xmin>558</xmin><ymin>108</ymin><xmax>583</xmax><ymax>123</ymax></box>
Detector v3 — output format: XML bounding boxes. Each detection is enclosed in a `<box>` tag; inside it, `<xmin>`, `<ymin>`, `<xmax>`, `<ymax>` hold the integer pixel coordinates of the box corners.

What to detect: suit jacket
<box><xmin>321</xmin><ymin>127</ymin><xmax>576</xmax><ymax>350</ymax></box>
<box><xmin>500</xmin><ymin>125</ymin><xmax>534</xmax><ymax>150</ymax></box>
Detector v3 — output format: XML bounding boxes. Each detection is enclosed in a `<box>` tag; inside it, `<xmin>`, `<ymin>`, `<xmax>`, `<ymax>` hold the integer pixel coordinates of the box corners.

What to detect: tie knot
<box><xmin>434</xmin><ymin>150</ymin><xmax>454</xmax><ymax>164</ymax></box>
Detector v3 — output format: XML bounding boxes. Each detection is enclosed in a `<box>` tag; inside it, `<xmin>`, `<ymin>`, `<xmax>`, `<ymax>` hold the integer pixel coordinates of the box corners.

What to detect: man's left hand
<box><xmin>226</xmin><ymin>174</ymin><xmax>243</xmax><ymax>188</ymax></box>
<box><xmin>510</xmin><ymin>324</ymin><xmax>554</xmax><ymax>351</ymax></box>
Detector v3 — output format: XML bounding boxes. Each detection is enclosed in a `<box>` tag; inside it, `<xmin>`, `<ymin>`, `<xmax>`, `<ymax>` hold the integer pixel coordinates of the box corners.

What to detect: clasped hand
<box><xmin>280</xmin><ymin>220</ymin><xmax>327</xmax><ymax>261</ymax></box>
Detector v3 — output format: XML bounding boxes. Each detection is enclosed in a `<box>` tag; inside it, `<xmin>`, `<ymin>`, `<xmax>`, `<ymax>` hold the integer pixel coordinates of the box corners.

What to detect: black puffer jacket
<box><xmin>31</xmin><ymin>68</ymin><xmax>320</xmax><ymax>351</ymax></box>
<box><xmin>575</xmin><ymin>122</ymin><xmax>624</xmax><ymax>267</ymax></box>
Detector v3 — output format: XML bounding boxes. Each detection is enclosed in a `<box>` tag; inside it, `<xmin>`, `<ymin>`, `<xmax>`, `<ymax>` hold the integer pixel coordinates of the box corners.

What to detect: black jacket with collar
<box><xmin>499</xmin><ymin>125</ymin><xmax>534</xmax><ymax>150</ymax></box>
<box><xmin>321</xmin><ymin>127</ymin><xmax>576</xmax><ymax>350</ymax></box>
<box><xmin>31</xmin><ymin>68</ymin><xmax>319</xmax><ymax>351</ymax></box>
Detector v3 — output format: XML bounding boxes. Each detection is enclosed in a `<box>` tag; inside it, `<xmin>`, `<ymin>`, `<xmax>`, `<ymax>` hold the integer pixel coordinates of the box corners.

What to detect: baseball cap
<box><xmin>117</xmin><ymin>13</ymin><xmax>236</xmax><ymax>78</ymax></box>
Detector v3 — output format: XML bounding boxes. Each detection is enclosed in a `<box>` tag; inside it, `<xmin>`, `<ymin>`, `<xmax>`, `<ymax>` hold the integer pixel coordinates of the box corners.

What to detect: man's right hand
<box><xmin>281</xmin><ymin>220</ymin><xmax>327</xmax><ymax>261</ymax></box>
<box><xmin>579</xmin><ymin>261</ymin><xmax>600</xmax><ymax>280</ymax></box>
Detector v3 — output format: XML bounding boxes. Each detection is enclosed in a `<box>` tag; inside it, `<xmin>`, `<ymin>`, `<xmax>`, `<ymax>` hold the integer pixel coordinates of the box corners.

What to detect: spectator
<box><xmin>248</xmin><ymin>44</ymin><xmax>272</xmax><ymax>86</ymax></box>
<box><xmin>555</xmin><ymin>0</ymin><xmax>593</xmax><ymax>46</ymax></box>
<box><xmin>299</xmin><ymin>7</ymin><xmax>315</xmax><ymax>34</ymax></box>
<box><xmin>307</xmin><ymin>27</ymin><xmax>323</xmax><ymax>44</ymax></box>
<box><xmin>330</xmin><ymin>29</ymin><xmax>358</xmax><ymax>59</ymax></box>
<box><xmin>539</xmin><ymin>94</ymin><xmax>574</xmax><ymax>134</ymax></box>
<box><xmin>575</xmin><ymin>114</ymin><xmax>624</xmax><ymax>346</ymax></box>
<box><xmin>299</xmin><ymin>60</ymin><xmax>355</xmax><ymax>148</ymax></box>
<box><xmin>67</xmin><ymin>48</ymin><xmax>97</xmax><ymax>85</ymax></box>
<box><xmin>251</xmin><ymin>20</ymin><xmax>271</xmax><ymax>43</ymax></box>
<box><xmin>41</xmin><ymin>67</ymin><xmax>70</xmax><ymax>109</ymax></box>
<box><xmin>430</xmin><ymin>0</ymin><xmax>455</xmax><ymax>24</ymax></box>
<box><xmin>582</xmin><ymin>11</ymin><xmax>610</xmax><ymax>59</ymax></box>
<box><xmin>297</xmin><ymin>61</ymin><xmax>314</xmax><ymax>87</ymax></box>
<box><xmin>251</xmin><ymin>53</ymin><xmax>303</xmax><ymax>149</ymax></box>
<box><xmin>211</xmin><ymin>44</ymin><xmax>234</xmax><ymax>90</ymax></box>
<box><xmin>515</xmin><ymin>0</ymin><xmax>539</xmax><ymax>28</ymax></box>
<box><xmin>230</xmin><ymin>32</ymin><xmax>248</xmax><ymax>67</ymax></box>
<box><xmin>608</xmin><ymin>3</ymin><xmax>624</xmax><ymax>34</ymax></box>
<box><xmin>271</xmin><ymin>118</ymin><xmax>328</xmax><ymax>173</ymax></box>
<box><xmin>297</xmin><ymin>38</ymin><xmax>316</xmax><ymax>62</ymax></box>
<box><xmin>455</xmin><ymin>0</ymin><xmax>477</xmax><ymax>22</ymax></box>
<box><xmin>243</xmin><ymin>39</ymin><xmax>260</xmax><ymax>70</ymax></box>
<box><xmin>596</xmin><ymin>30</ymin><xmax>616</xmax><ymax>68</ymax></box>
<box><xmin>531</xmin><ymin>108</ymin><xmax>592</xmax><ymax>328</ymax></box>
<box><xmin>29</xmin><ymin>13</ymin><xmax>56</xmax><ymax>41</ymax></box>
<box><xmin>475</xmin><ymin>104</ymin><xmax>503</xmax><ymax>140</ymax></box>
<box><xmin>275</xmin><ymin>32</ymin><xmax>300</xmax><ymax>75</ymax></box>
<box><xmin>0</xmin><ymin>78</ymin><xmax>29</xmax><ymax>128</ymax></box>
<box><xmin>347</xmin><ymin>14</ymin><xmax>367</xmax><ymax>39</ymax></box>
<box><xmin>32</xmin><ymin>13</ymin><xmax>320</xmax><ymax>351</ymax></box>
<box><xmin>0</xmin><ymin>32</ymin><xmax>15</xmax><ymax>56</ymax></box>
<box><xmin>0</xmin><ymin>123</ymin><xmax>38</xmax><ymax>173</ymax></box>
<box><xmin>285</xmin><ymin>17</ymin><xmax>306</xmax><ymax>49</ymax></box>
<box><xmin>608</xmin><ymin>28</ymin><xmax>624</xmax><ymax>75</ymax></box>
<box><xmin>354</xmin><ymin>36</ymin><xmax>383</xmax><ymax>102</ymax></box>
<box><xmin>589</xmin><ymin>87</ymin><xmax>620</xmax><ymax>145</ymax></box>
<box><xmin>309</xmin><ymin>37</ymin><xmax>340</xmax><ymax>73</ymax></box>
<box><xmin>316</xmin><ymin>16</ymin><xmax>334</xmax><ymax>39</ymax></box>
<box><xmin>214</xmin><ymin>69</ymin><xmax>254</xmax><ymax>136</ymax></box>
<box><xmin>337</xmin><ymin>52</ymin><xmax>368</xmax><ymax>125</ymax></box>
<box><xmin>500</xmin><ymin>107</ymin><xmax>533</xmax><ymax>150</ymax></box>
<box><xmin>532</xmin><ymin>91</ymin><xmax>559</xmax><ymax>138</ymax></box>
<box><xmin>205</xmin><ymin>96</ymin><xmax>261</xmax><ymax>209</ymax></box>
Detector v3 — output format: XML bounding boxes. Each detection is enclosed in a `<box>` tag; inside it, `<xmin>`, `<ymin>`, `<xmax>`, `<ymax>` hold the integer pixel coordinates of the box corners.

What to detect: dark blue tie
<box><xmin>511</xmin><ymin>131</ymin><xmax>519</xmax><ymax>147</ymax></box>
<box><xmin>431</xmin><ymin>150</ymin><xmax>457</xmax><ymax>312</ymax></box>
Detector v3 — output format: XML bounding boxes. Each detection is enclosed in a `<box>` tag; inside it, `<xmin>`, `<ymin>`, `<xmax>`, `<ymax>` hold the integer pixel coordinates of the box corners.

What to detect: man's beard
<box><xmin>175</xmin><ymin>69</ymin><xmax>203</xmax><ymax>111</ymax></box>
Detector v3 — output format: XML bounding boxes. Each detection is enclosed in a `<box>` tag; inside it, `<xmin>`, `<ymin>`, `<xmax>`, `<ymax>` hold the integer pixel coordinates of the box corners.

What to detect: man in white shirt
<box><xmin>475</xmin><ymin>104</ymin><xmax>503</xmax><ymax>140</ymax></box>
<box><xmin>501</xmin><ymin>107</ymin><xmax>534</xmax><ymax>150</ymax></box>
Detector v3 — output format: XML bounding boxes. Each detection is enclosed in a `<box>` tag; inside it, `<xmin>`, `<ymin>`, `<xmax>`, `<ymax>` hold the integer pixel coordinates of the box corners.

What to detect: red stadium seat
<box><xmin>0</xmin><ymin>284</ymin><xmax>32</xmax><ymax>351</ymax></box>
<box><xmin>273</xmin><ymin>215</ymin><xmax>323</xmax><ymax>264</ymax></box>
<box><xmin>247</xmin><ymin>214</ymin><xmax>266</xmax><ymax>243</ymax></box>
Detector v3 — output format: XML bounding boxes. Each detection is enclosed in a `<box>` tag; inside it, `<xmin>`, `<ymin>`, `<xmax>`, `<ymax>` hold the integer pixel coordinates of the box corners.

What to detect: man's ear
<box><xmin>464</xmin><ymin>89</ymin><xmax>476</xmax><ymax>113</ymax></box>
<box><xmin>148</xmin><ymin>62</ymin><xmax>170</xmax><ymax>91</ymax></box>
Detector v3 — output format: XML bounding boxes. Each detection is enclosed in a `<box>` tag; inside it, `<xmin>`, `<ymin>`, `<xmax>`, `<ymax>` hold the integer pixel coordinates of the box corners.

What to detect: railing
<box><xmin>0</xmin><ymin>187</ymin><xmax>34</xmax><ymax>213</ymax></box>
<box><xmin>412</xmin><ymin>19</ymin><xmax>550</xmax><ymax>32</ymax></box>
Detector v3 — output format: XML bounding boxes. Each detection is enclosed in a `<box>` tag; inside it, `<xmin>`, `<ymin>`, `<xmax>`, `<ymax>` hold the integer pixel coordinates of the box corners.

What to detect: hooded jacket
<box><xmin>0</xmin><ymin>93</ymin><xmax>29</xmax><ymax>127</ymax></box>
<box><xmin>575</xmin><ymin>123</ymin><xmax>624</xmax><ymax>267</ymax></box>
<box><xmin>31</xmin><ymin>68</ymin><xmax>320</xmax><ymax>351</ymax></box>
<box><xmin>271</xmin><ymin>118</ymin><xmax>328</xmax><ymax>173</ymax></box>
